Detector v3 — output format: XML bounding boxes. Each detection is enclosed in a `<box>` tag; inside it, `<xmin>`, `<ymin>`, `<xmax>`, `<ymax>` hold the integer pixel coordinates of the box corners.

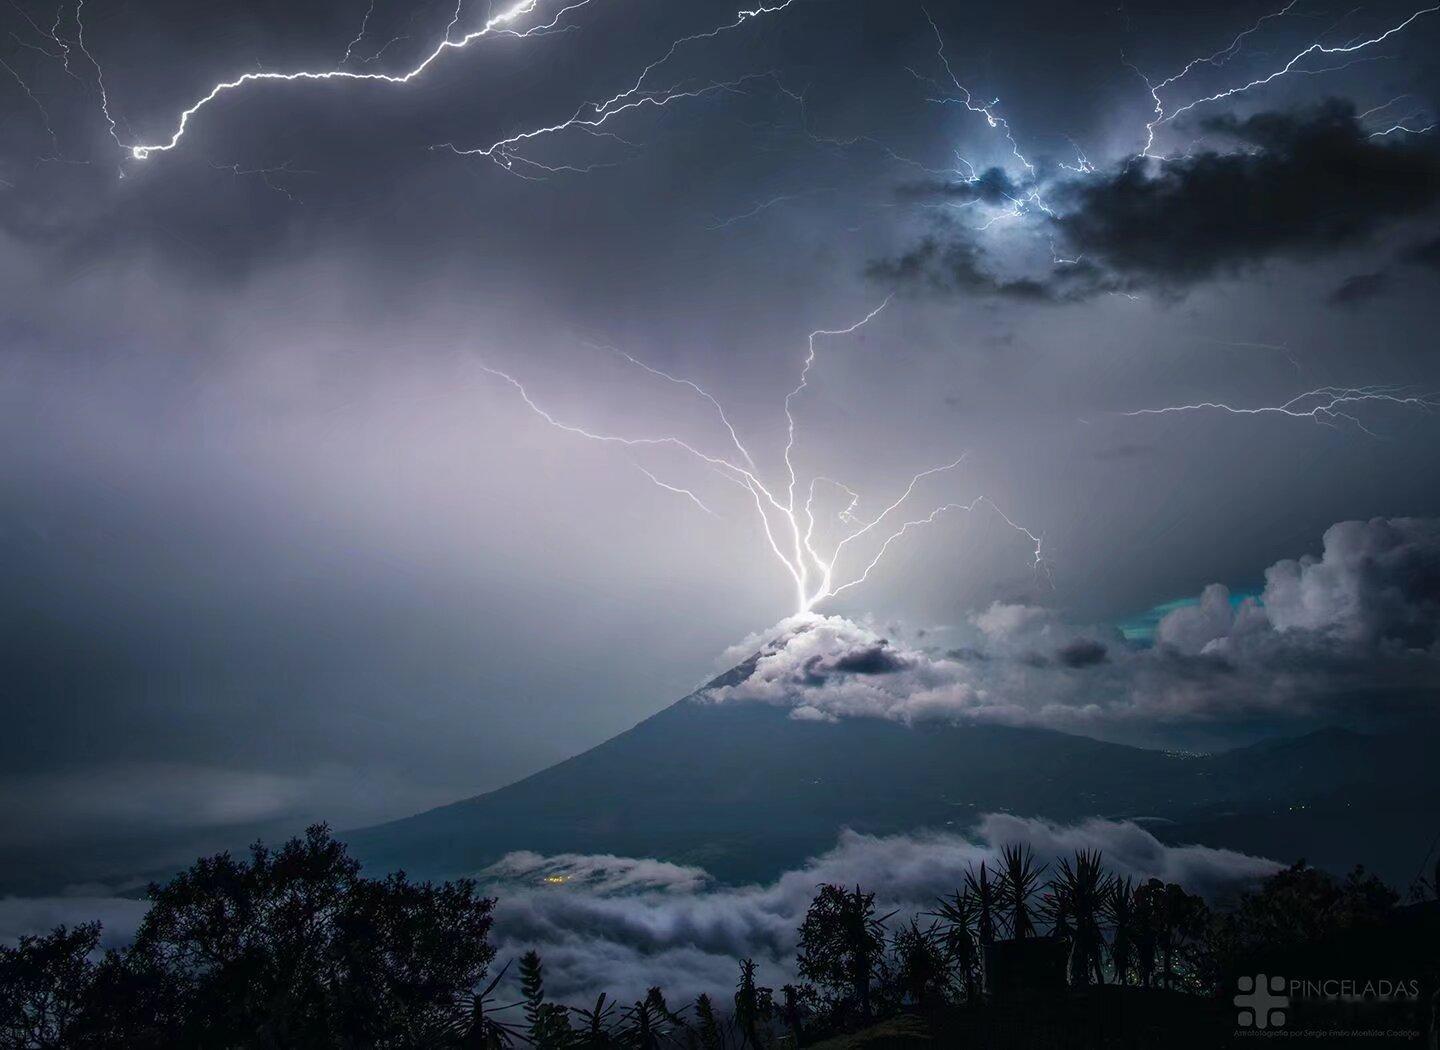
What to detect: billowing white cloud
<box><xmin>1261</xmin><ymin>517</ymin><xmax>1440</xmax><ymax>647</ymax></box>
<box><xmin>0</xmin><ymin>818</ymin><xmax>1283</xmax><ymax>1006</ymax></box>
<box><xmin>483</xmin><ymin>817</ymin><xmax>1277</xmax><ymax>1005</ymax></box>
<box><xmin>700</xmin><ymin>518</ymin><xmax>1440</xmax><ymax>743</ymax></box>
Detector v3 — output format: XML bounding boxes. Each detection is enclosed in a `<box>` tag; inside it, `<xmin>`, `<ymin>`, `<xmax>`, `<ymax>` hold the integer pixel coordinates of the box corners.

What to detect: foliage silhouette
<box><xmin>4</xmin><ymin>833</ymin><xmax>1437</xmax><ymax>1048</ymax></box>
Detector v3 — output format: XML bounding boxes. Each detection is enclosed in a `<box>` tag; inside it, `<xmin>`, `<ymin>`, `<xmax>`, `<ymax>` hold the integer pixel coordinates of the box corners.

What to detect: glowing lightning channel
<box><xmin>782</xmin><ymin>297</ymin><xmax>893</xmax><ymax>602</ymax></box>
<box><xmin>433</xmin><ymin>0</ymin><xmax>796</xmax><ymax>175</ymax></box>
<box><xmin>1138</xmin><ymin>2</ymin><xmax>1439</xmax><ymax>155</ymax></box>
<box><xmin>586</xmin><ymin>341</ymin><xmax>756</xmax><ymax>469</ymax></box>
<box><xmin>632</xmin><ymin>464</ymin><xmax>719</xmax><ymax>517</ymax></box>
<box><xmin>918</xmin><ymin>7</ymin><xmax>1036</xmax><ymax>179</ymax></box>
<box><xmin>123</xmin><ymin>0</ymin><xmax>597</xmax><ymax>159</ymax></box>
<box><xmin>1132</xmin><ymin>0</ymin><xmax>1302</xmax><ymax>156</ymax></box>
<box><xmin>1123</xmin><ymin>386</ymin><xmax>1440</xmax><ymax>437</ymax></box>
<box><xmin>479</xmin><ymin>302</ymin><xmax>1046</xmax><ymax>617</ymax></box>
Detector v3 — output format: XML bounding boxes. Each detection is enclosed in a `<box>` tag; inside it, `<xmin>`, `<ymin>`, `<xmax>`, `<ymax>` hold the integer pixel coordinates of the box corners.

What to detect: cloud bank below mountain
<box><xmin>483</xmin><ymin>815</ymin><xmax>1277</xmax><ymax>1004</ymax></box>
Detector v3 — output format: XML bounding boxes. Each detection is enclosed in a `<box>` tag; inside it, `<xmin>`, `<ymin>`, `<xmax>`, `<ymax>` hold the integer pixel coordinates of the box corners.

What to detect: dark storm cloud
<box><xmin>1056</xmin><ymin>638</ymin><xmax>1108</xmax><ymax>667</ymax></box>
<box><xmin>866</xmin><ymin>236</ymin><xmax>1114</xmax><ymax>302</ymax></box>
<box><xmin>829</xmin><ymin>642</ymin><xmax>910</xmax><ymax>675</ymax></box>
<box><xmin>1328</xmin><ymin>270</ymin><xmax>1393</xmax><ymax>306</ymax></box>
<box><xmin>872</xmin><ymin>102</ymin><xmax>1440</xmax><ymax>302</ymax></box>
<box><xmin>1057</xmin><ymin>103</ymin><xmax>1440</xmax><ymax>290</ymax></box>
<box><xmin>1403</xmin><ymin>234</ymin><xmax>1440</xmax><ymax>271</ymax></box>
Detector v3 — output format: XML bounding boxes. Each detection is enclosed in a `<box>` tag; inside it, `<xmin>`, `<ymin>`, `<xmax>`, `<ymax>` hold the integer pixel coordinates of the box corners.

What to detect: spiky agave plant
<box><xmin>996</xmin><ymin>845</ymin><xmax>1047</xmax><ymax>940</ymax></box>
<box><xmin>446</xmin><ymin>961</ymin><xmax>523</xmax><ymax>1048</ymax></box>
<box><xmin>570</xmin><ymin>991</ymin><xmax>620</xmax><ymax>1049</ymax></box>
<box><xmin>1044</xmin><ymin>849</ymin><xmax>1114</xmax><ymax>985</ymax></box>
<box><xmin>926</xmin><ymin>888</ymin><xmax>981</xmax><ymax>1001</ymax></box>
<box><xmin>963</xmin><ymin>862</ymin><xmax>999</xmax><ymax>947</ymax></box>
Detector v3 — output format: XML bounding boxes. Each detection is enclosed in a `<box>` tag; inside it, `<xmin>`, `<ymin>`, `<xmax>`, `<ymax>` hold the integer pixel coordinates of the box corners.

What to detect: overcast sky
<box><xmin>2</xmin><ymin>0</ymin><xmax>1439</xmax><ymax>887</ymax></box>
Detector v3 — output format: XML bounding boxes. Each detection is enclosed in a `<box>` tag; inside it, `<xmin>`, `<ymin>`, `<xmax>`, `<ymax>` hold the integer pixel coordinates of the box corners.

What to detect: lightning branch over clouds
<box><xmin>1135</xmin><ymin>1</ymin><xmax>1439</xmax><ymax>157</ymax></box>
<box><xmin>1123</xmin><ymin>385</ymin><xmax>1440</xmax><ymax>436</ymax></box>
<box><xmin>479</xmin><ymin>301</ymin><xmax>1046</xmax><ymax>618</ymax></box>
<box><xmin>52</xmin><ymin>0</ymin><xmax>794</xmax><ymax>168</ymax></box>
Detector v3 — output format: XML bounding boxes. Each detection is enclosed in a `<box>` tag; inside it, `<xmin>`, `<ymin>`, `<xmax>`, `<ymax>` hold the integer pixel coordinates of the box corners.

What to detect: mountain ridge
<box><xmin>344</xmin><ymin>682</ymin><xmax>1438</xmax><ymax>886</ymax></box>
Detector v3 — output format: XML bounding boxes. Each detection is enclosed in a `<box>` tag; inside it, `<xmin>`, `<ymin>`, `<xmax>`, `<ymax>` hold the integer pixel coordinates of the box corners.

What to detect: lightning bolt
<box><xmin>1136</xmin><ymin>2</ymin><xmax>1439</xmax><ymax>156</ymax></box>
<box><xmin>109</xmin><ymin>0</ymin><xmax>795</xmax><ymax>178</ymax></box>
<box><xmin>918</xmin><ymin>7</ymin><xmax>1036</xmax><ymax>180</ymax></box>
<box><xmin>124</xmin><ymin>0</ymin><xmax>595</xmax><ymax>159</ymax></box>
<box><xmin>1369</xmin><ymin>121</ymin><xmax>1435</xmax><ymax>138</ymax></box>
<box><xmin>1123</xmin><ymin>385</ymin><xmax>1440</xmax><ymax>436</ymax></box>
<box><xmin>433</xmin><ymin>0</ymin><xmax>800</xmax><ymax>180</ymax></box>
<box><xmin>477</xmin><ymin>301</ymin><xmax>1046</xmax><ymax>617</ymax></box>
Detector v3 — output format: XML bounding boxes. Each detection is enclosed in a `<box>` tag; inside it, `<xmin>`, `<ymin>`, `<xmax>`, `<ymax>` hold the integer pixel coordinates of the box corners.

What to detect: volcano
<box><xmin>345</xmin><ymin>657</ymin><xmax>1439</xmax><ymax>886</ymax></box>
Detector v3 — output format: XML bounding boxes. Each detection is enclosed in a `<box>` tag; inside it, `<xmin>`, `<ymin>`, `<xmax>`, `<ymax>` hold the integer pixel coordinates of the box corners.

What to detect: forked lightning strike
<box><xmin>1124</xmin><ymin>386</ymin><xmax>1440</xmax><ymax>436</ymax></box>
<box><xmin>434</xmin><ymin>0</ymin><xmax>795</xmax><ymax>173</ymax></box>
<box><xmin>101</xmin><ymin>0</ymin><xmax>792</xmax><ymax>164</ymax></box>
<box><xmin>479</xmin><ymin>302</ymin><xmax>1046</xmax><ymax>617</ymax></box>
<box><xmin>1137</xmin><ymin>1</ymin><xmax>1439</xmax><ymax>156</ymax></box>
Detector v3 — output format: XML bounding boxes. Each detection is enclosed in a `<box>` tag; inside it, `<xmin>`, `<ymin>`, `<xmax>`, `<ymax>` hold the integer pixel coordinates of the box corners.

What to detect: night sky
<box><xmin>2</xmin><ymin>0</ymin><xmax>1439</xmax><ymax>887</ymax></box>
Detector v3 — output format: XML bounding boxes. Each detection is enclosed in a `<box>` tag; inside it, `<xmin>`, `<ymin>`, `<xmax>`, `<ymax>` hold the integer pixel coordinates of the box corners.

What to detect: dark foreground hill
<box><xmin>346</xmin><ymin>676</ymin><xmax>1440</xmax><ymax>886</ymax></box>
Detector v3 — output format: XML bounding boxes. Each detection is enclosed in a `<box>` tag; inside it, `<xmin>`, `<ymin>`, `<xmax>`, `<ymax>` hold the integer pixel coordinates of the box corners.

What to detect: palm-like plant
<box><xmin>963</xmin><ymin>863</ymin><xmax>998</xmax><ymax>947</ymax></box>
<box><xmin>1104</xmin><ymin>877</ymin><xmax>1137</xmax><ymax>986</ymax></box>
<box><xmin>692</xmin><ymin>992</ymin><xmax>728</xmax><ymax>1050</ymax></box>
<box><xmin>1044</xmin><ymin>850</ymin><xmax>1114</xmax><ymax>985</ymax></box>
<box><xmin>618</xmin><ymin>997</ymin><xmax>667</xmax><ymax>1050</ymax></box>
<box><xmin>570</xmin><ymin>992</ymin><xmax>620</xmax><ymax>1049</ymax></box>
<box><xmin>996</xmin><ymin>845</ymin><xmax>1046</xmax><ymax>940</ymax></box>
<box><xmin>891</xmin><ymin>918</ymin><xmax>949</xmax><ymax>1007</ymax></box>
<box><xmin>447</xmin><ymin>961</ymin><xmax>522</xmax><ymax>1048</ymax></box>
<box><xmin>926</xmin><ymin>890</ymin><xmax>981</xmax><ymax>1001</ymax></box>
<box><xmin>733</xmin><ymin>958</ymin><xmax>773</xmax><ymax>1049</ymax></box>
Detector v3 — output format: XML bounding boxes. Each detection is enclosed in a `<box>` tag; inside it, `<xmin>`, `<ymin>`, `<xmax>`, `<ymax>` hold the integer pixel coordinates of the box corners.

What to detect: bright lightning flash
<box><xmin>102</xmin><ymin>0</ymin><xmax>794</xmax><ymax>169</ymax></box>
<box><xmin>479</xmin><ymin>301</ymin><xmax>1046</xmax><ymax>618</ymax></box>
<box><xmin>1124</xmin><ymin>385</ymin><xmax>1439</xmax><ymax>436</ymax></box>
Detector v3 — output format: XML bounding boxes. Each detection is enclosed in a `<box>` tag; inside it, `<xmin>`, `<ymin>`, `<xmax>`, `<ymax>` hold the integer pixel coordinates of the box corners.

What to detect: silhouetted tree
<box><xmin>1132</xmin><ymin>879</ymin><xmax>1208</xmax><ymax>991</ymax></box>
<box><xmin>926</xmin><ymin>890</ymin><xmax>981</xmax><ymax>1002</ymax></box>
<box><xmin>796</xmin><ymin>885</ymin><xmax>888</xmax><ymax>1025</ymax></box>
<box><xmin>995</xmin><ymin>845</ymin><xmax>1046</xmax><ymax>940</ymax></box>
<box><xmin>0</xmin><ymin>923</ymin><xmax>100</xmax><ymax>1050</ymax></box>
<box><xmin>1104</xmin><ymin>877</ymin><xmax>1137</xmax><ymax>986</ymax></box>
<box><xmin>691</xmin><ymin>993</ymin><xmax>725</xmax><ymax>1050</ymax></box>
<box><xmin>518</xmin><ymin>950</ymin><xmax>572</xmax><ymax>1049</ymax></box>
<box><xmin>449</xmin><ymin>963</ymin><xmax>522</xmax><ymax>1048</ymax></box>
<box><xmin>963</xmin><ymin>864</ymin><xmax>998</xmax><ymax>948</ymax></box>
<box><xmin>571</xmin><ymin>992</ymin><xmax>619</xmax><ymax>1049</ymax></box>
<box><xmin>778</xmin><ymin>983</ymin><xmax>821</xmax><ymax>1047</ymax></box>
<box><xmin>1044</xmin><ymin>850</ymin><xmax>1113</xmax><ymax>986</ymax></box>
<box><xmin>619</xmin><ymin>996</ymin><xmax>667</xmax><ymax>1050</ymax></box>
<box><xmin>890</xmin><ymin>919</ymin><xmax>948</xmax><ymax>1007</ymax></box>
<box><xmin>90</xmin><ymin>824</ymin><xmax>499</xmax><ymax>1047</ymax></box>
<box><xmin>733</xmin><ymin>959</ymin><xmax>773</xmax><ymax>1049</ymax></box>
<box><xmin>1210</xmin><ymin>860</ymin><xmax>1400</xmax><ymax>985</ymax></box>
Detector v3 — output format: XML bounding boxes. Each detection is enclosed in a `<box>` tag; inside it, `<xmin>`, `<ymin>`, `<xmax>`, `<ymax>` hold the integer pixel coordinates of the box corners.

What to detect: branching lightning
<box><xmin>123</xmin><ymin>0</ymin><xmax>595</xmax><ymax>159</ymax></box>
<box><xmin>1123</xmin><ymin>386</ymin><xmax>1439</xmax><ymax>436</ymax></box>
<box><xmin>433</xmin><ymin>0</ymin><xmax>796</xmax><ymax>175</ymax></box>
<box><xmin>1136</xmin><ymin>1</ymin><xmax>1439</xmax><ymax>156</ymax></box>
<box><xmin>98</xmin><ymin>0</ymin><xmax>794</xmax><ymax>172</ymax></box>
<box><xmin>479</xmin><ymin>302</ymin><xmax>1047</xmax><ymax>617</ymax></box>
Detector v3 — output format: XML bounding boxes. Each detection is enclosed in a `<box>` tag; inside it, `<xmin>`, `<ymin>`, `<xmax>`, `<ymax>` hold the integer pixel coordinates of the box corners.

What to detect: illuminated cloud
<box><xmin>703</xmin><ymin>517</ymin><xmax>1440</xmax><ymax>741</ymax></box>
